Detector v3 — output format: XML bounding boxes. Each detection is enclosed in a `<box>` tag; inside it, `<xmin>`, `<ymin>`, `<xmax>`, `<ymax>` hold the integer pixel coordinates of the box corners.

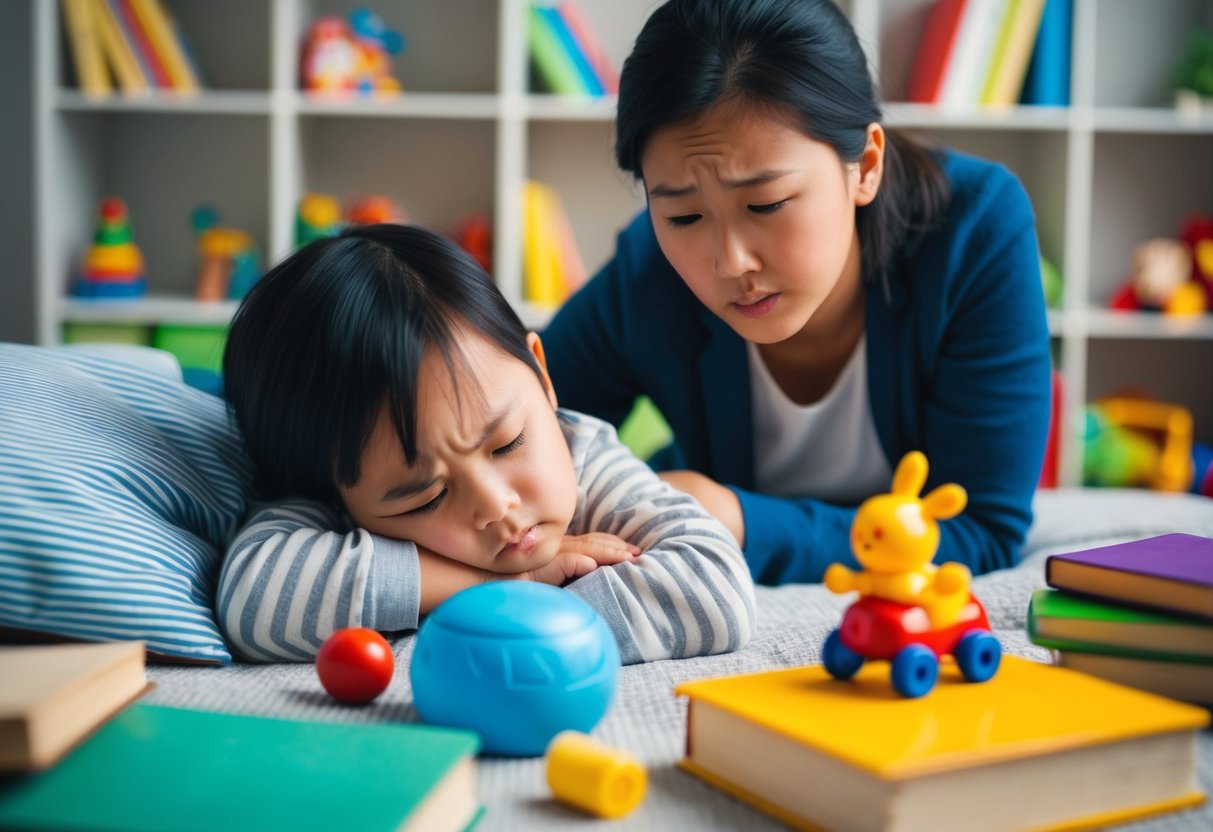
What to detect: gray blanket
<box><xmin>147</xmin><ymin>488</ymin><xmax>1213</xmax><ymax>830</ymax></box>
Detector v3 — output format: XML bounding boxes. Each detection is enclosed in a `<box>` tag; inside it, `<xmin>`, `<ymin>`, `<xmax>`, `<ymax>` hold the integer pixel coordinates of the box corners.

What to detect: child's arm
<box><xmin>216</xmin><ymin>500</ymin><xmax>487</xmax><ymax>662</ymax></box>
<box><xmin>557</xmin><ymin>411</ymin><xmax>757</xmax><ymax>664</ymax></box>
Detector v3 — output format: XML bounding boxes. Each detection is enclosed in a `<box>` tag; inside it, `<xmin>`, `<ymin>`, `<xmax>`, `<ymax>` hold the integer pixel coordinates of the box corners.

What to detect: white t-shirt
<box><xmin>748</xmin><ymin>335</ymin><xmax>891</xmax><ymax>505</ymax></box>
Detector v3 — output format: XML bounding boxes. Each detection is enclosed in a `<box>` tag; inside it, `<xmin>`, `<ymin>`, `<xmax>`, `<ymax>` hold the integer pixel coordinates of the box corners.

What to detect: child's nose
<box><xmin>471</xmin><ymin>474</ymin><xmax>520</xmax><ymax>529</ymax></box>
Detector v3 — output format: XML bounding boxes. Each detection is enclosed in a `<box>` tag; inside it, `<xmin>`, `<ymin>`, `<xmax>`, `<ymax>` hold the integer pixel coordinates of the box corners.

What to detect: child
<box><xmin>217</xmin><ymin>223</ymin><xmax>755</xmax><ymax>664</ymax></box>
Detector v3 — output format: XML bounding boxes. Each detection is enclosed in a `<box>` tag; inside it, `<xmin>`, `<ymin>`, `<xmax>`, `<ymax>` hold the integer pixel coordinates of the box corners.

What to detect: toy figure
<box><xmin>192</xmin><ymin>206</ymin><xmax>260</xmax><ymax>302</ymax></box>
<box><xmin>1083</xmin><ymin>397</ymin><xmax>1195</xmax><ymax>492</ymax></box>
<box><xmin>1110</xmin><ymin>236</ymin><xmax>1206</xmax><ymax>315</ymax></box>
<box><xmin>823</xmin><ymin>451</ymin><xmax>1001</xmax><ymax>698</ymax></box>
<box><xmin>294</xmin><ymin>193</ymin><xmax>343</xmax><ymax>248</ymax></box>
<box><xmin>300</xmin><ymin>10</ymin><xmax>403</xmax><ymax>95</ymax></box>
<box><xmin>74</xmin><ymin>197</ymin><xmax>147</xmax><ymax>299</ymax></box>
<box><xmin>346</xmin><ymin>195</ymin><xmax>405</xmax><ymax>226</ymax></box>
<box><xmin>1179</xmin><ymin>213</ymin><xmax>1213</xmax><ymax>307</ymax></box>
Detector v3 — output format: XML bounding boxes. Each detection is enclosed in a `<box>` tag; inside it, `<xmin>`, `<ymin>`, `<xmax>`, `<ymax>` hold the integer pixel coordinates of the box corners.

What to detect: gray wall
<box><xmin>0</xmin><ymin>0</ymin><xmax>34</xmax><ymax>344</ymax></box>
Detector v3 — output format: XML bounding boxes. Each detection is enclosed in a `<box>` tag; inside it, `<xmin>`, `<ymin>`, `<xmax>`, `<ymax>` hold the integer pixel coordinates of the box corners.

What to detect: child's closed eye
<box><xmin>493</xmin><ymin>431</ymin><xmax>526</xmax><ymax>456</ymax></box>
<box><xmin>404</xmin><ymin>489</ymin><xmax>447</xmax><ymax>516</ymax></box>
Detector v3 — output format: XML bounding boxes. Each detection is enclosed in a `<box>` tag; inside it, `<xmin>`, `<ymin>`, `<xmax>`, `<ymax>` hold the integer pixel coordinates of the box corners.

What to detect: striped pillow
<box><xmin>0</xmin><ymin>344</ymin><xmax>252</xmax><ymax>665</ymax></box>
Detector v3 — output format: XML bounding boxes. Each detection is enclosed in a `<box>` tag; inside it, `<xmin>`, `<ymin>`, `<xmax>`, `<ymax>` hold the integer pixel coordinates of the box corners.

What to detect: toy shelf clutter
<box><xmin>33</xmin><ymin>0</ymin><xmax>1213</xmax><ymax>485</ymax></box>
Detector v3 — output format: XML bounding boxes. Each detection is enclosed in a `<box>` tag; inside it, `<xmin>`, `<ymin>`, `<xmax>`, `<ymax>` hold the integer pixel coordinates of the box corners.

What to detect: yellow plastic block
<box><xmin>545</xmin><ymin>731</ymin><xmax>646</xmax><ymax>819</ymax></box>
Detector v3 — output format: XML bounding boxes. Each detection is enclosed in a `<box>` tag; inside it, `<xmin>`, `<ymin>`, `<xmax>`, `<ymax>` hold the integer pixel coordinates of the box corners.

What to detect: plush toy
<box><xmin>301</xmin><ymin>10</ymin><xmax>404</xmax><ymax>95</ymax></box>
<box><xmin>1179</xmin><ymin>213</ymin><xmax>1213</xmax><ymax>308</ymax></box>
<box><xmin>1109</xmin><ymin>237</ymin><xmax>1205</xmax><ymax>315</ymax></box>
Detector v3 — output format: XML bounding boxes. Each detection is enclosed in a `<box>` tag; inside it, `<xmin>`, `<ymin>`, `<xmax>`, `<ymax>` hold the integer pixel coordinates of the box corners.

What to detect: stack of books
<box><xmin>676</xmin><ymin>655</ymin><xmax>1208</xmax><ymax>831</ymax></box>
<box><xmin>906</xmin><ymin>0</ymin><xmax>1071</xmax><ymax>108</ymax></box>
<box><xmin>60</xmin><ymin>0</ymin><xmax>202</xmax><ymax>98</ymax></box>
<box><xmin>1029</xmin><ymin>532</ymin><xmax>1213</xmax><ymax>707</ymax></box>
<box><xmin>527</xmin><ymin>2</ymin><xmax>618</xmax><ymax>97</ymax></box>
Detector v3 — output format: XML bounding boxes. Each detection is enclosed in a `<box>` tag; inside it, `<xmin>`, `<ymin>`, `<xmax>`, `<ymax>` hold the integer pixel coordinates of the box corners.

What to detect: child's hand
<box><xmin>520</xmin><ymin>534</ymin><xmax>639</xmax><ymax>586</ymax></box>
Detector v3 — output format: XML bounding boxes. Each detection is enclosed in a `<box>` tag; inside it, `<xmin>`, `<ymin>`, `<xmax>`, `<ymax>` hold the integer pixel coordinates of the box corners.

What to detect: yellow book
<box><xmin>980</xmin><ymin>0</ymin><xmax>1048</xmax><ymax>107</ymax></box>
<box><xmin>676</xmin><ymin>656</ymin><xmax>1208</xmax><ymax>832</ymax></box>
<box><xmin>91</xmin><ymin>0</ymin><xmax>149</xmax><ymax>94</ymax></box>
<box><xmin>60</xmin><ymin>0</ymin><xmax>111</xmax><ymax>98</ymax></box>
<box><xmin>127</xmin><ymin>0</ymin><xmax>198</xmax><ymax>92</ymax></box>
<box><xmin>522</xmin><ymin>180</ymin><xmax>568</xmax><ymax>307</ymax></box>
<box><xmin>0</xmin><ymin>642</ymin><xmax>148</xmax><ymax>772</ymax></box>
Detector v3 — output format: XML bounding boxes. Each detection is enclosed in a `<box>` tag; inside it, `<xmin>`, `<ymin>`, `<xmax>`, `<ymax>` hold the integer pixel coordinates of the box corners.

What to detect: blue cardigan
<box><xmin>542</xmin><ymin>151</ymin><xmax>1052</xmax><ymax>584</ymax></box>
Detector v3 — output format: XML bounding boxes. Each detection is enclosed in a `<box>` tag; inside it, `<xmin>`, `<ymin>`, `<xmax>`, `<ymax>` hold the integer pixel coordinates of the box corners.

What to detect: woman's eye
<box><xmin>749</xmin><ymin>199</ymin><xmax>788</xmax><ymax>215</ymax></box>
<box><xmin>406</xmin><ymin>489</ymin><xmax>447</xmax><ymax>516</ymax></box>
<box><xmin>666</xmin><ymin>214</ymin><xmax>701</xmax><ymax>228</ymax></box>
<box><xmin>493</xmin><ymin>432</ymin><xmax>526</xmax><ymax>457</ymax></box>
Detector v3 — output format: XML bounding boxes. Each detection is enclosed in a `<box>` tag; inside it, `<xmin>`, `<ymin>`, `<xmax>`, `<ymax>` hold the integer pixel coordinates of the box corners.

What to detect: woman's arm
<box><xmin>559</xmin><ymin>411</ymin><xmax>756</xmax><ymax>664</ymax></box>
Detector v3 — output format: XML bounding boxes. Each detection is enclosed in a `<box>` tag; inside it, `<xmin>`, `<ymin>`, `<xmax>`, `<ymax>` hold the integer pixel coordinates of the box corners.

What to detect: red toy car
<box><xmin>822</xmin><ymin>594</ymin><xmax>1001</xmax><ymax>698</ymax></box>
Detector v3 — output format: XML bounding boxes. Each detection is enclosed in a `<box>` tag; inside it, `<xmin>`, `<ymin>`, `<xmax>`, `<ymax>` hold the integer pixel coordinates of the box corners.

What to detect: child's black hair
<box><xmin>224</xmin><ymin>223</ymin><xmax>542</xmax><ymax>503</ymax></box>
<box><xmin>615</xmin><ymin>0</ymin><xmax>950</xmax><ymax>294</ymax></box>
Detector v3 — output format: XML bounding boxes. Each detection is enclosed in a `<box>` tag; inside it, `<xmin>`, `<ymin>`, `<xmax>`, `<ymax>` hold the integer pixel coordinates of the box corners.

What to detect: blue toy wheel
<box><xmin>890</xmin><ymin>645</ymin><xmax>938</xmax><ymax>698</ymax></box>
<box><xmin>954</xmin><ymin>630</ymin><xmax>1002</xmax><ymax>683</ymax></box>
<box><xmin>822</xmin><ymin>629</ymin><xmax>864</xmax><ymax>680</ymax></box>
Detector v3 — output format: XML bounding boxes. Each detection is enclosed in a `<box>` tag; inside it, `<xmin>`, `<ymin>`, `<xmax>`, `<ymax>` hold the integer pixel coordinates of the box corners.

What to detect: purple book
<box><xmin>1046</xmin><ymin>533</ymin><xmax>1213</xmax><ymax>621</ymax></box>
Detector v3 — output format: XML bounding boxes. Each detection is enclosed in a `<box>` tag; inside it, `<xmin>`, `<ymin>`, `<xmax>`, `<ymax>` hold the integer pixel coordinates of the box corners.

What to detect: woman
<box><xmin>542</xmin><ymin>0</ymin><xmax>1052</xmax><ymax>583</ymax></box>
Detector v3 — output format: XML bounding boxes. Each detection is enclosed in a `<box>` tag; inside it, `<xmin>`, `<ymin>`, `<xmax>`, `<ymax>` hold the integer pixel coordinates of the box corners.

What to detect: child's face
<box><xmin>640</xmin><ymin>99</ymin><xmax>881</xmax><ymax>346</ymax></box>
<box><xmin>339</xmin><ymin>328</ymin><xmax>578</xmax><ymax>574</ymax></box>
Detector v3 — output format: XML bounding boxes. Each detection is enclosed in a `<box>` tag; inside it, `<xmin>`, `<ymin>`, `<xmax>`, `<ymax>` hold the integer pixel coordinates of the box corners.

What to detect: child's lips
<box><xmin>733</xmin><ymin>292</ymin><xmax>780</xmax><ymax>318</ymax></box>
<box><xmin>498</xmin><ymin>525</ymin><xmax>541</xmax><ymax>559</ymax></box>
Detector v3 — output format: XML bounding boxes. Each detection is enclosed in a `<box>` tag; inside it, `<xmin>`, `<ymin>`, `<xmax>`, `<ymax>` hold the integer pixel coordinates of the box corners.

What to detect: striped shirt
<box><xmin>216</xmin><ymin>409</ymin><xmax>755</xmax><ymax>664</ymax></box>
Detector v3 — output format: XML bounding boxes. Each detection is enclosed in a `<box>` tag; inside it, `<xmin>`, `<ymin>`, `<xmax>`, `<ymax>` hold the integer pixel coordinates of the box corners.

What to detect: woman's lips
<box><xmin>498</xmin><ymin>525</ymin><xmax>541</xmax><ymax>558</ymax></box>
<box><xmin>733</xmin><ymin>293</ymin><xmax>780</xmax><ymax>318</ymax></box>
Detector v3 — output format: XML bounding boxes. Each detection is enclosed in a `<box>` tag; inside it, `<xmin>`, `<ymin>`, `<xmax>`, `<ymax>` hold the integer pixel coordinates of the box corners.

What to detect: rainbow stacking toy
<box><xmin>74</xmin><ymin>197</ymin><xmax>147</xmax><ymax>299</ymax></box>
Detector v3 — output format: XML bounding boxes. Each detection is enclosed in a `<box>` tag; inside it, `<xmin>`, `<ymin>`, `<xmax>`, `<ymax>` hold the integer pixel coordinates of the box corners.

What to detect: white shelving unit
<box><xmin>33</xmin><ymin>0</ymin><xmax>1213</xmax><ymax>487</ymax></box>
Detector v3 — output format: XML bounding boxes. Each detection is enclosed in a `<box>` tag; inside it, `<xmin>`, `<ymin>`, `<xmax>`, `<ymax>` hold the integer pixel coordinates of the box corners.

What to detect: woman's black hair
<box><xmin>223</xmin><ymin>223</ymin><xmax>542</xmax><ymax>503</ymax></box>
<box><xmin>615</xmin><ymin>0</ymin><xmax>949</xmax><ymax>291</ymax></box>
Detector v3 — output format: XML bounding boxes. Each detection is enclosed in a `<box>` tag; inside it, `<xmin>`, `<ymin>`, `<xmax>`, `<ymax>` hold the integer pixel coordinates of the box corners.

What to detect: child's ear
<box><xmin>527</xmin><ymin>332</ymin><xmax>558</xmax><ymax>409</ymax></box>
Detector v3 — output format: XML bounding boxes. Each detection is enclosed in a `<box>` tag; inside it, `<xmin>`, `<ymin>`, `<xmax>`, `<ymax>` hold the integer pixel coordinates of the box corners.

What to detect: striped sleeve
<box><xmin>216</xmin><ymin>500</ymin><xmax>420</xmax><ymax>662</ymax></box>
<box><xmin>558</xmin><ymin>410</ymin><xmax>756</xmax><ymax>664</ymax></box>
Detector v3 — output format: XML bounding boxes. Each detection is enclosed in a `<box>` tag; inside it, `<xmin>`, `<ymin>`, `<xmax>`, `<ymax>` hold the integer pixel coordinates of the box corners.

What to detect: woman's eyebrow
<box><xmin>647</xmin><ymin>169</ymin><xmax>793</xmax><ymax>199</ymax></box>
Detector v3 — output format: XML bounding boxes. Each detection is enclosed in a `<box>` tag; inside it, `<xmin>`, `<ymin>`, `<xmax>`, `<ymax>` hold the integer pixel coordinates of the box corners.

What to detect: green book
<box><xmin>527</xmin><ymin>6</ymin><xmax>586</xmax><ymax>94</ymax></box>
<box><xmin>0</xmin><ymin>704</ymin><xmax>480</xmax><ymax>831</ymax></box>
<box><xmin>1027</xmin><ymin>588</ymin><xmax>1213</xmax><ymax>662</ymax></box>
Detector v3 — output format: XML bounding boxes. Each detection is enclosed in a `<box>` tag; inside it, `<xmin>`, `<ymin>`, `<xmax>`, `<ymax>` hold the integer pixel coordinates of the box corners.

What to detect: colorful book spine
<box><xmin>127</xmin><ymin>0</ymin><xmax>199</xmax><ymax>92</ymax></box>
<box><xmin>540</xmin><ymin>5</ymin><xmax>604</xmax><ymax>96</ymax></box>
<box><xmin>527</xmin><ymin>5</ymin><xmax>587</xmax><ymax>95</ymax></box>
<box><xmin>980</xmin><ymin>0</ymin><xmax>1048</xmax><ymax>107</ymax></box>
<box><xmin>112</xmin><ymin>0</ymin><xmax>172</xmax><ymax>88</ymax></box>
<box><xmin>906</xmin><ymin>0</ymin><xmax>968</xmax><ymax>104</ymax></box>
<box><xmin>92</xmin><ymin>0</ymin><xmax>150</xmax><ymax>94</ymax></box>
<box><xmin>61</xmin><ymin>0</ymin><xmax>112</xmax><ymax>97</ymax></box>
<box><xmin>1020</xmin><ymin>0</ymin><xmax>1072</xmax><ymax>106</ymax></box>
<box><xmin>522</xmin><ymin>180</ymin><xmax>575</xmax><ymax>307</ymax></box>
<box><xmin>937</xmin><ymin>0</ymin><xmax>1007</xmax><ymax>107</ymax></box>
<box><xmin>556</xmin><ymin>1</ymin><xmax>618</xmax><ymax>95</ymax></box>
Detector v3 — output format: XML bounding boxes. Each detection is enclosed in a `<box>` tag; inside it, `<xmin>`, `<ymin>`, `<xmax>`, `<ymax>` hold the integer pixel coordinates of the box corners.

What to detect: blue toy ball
<box><xmin>410</xmin><ymin>581</ymin><xmax>620</xmax><ymax>757</ymax></box>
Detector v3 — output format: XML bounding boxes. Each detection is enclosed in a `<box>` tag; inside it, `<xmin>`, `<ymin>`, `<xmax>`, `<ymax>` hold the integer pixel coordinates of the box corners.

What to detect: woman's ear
<box><xmin>854</xmin><ymin>123</ymin><xmax>885</xmax><ymax>207</ymax></box>
<box><xmin>527</xmin><ymin>331</ymin><xmax>559</xmax><ymax>409</ymax></box>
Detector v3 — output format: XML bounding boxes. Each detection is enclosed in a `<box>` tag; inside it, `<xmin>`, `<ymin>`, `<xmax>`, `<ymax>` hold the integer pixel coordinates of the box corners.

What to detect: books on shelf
<box><xmin>1045</xmin><ymin>532</ymin><xmax>1213</xmax><ymax>620</ymax></box>
<box><xmin>59</xmin><ymin>0</ymin><xmax>200</xmax><ymax>96</ymax></box>
<box><xmin>675</xmin><ymin>656</ymin><xmax>1208</xmax><ymax>832</ymax></box>
<box><xmin>908</xmin><ymin>0</ymin><xmax>1051</xmax><ymax>109</ymax></box>
<box><xmin>0</xmin><ymin>641</ymin><xmax>148</xmax><ymax>772</ymax></box>
<box><xmin>522</xmin><ymin>179</ymin><xmax>587</xmax><ymax>308</ymax></box>
<box><xmin>1027</xmin><ymin>587</ymin><xmax>1213</xmax><ymax>661</ymax></box>
<box><xmin>1019</xmin><ymin>0</ymin><xmax>1072</xmax><ymax>106</ymax></box>
<box><xmin>527</xmin><ymin>2</ymin><xmax>618</xmax><ymax>97</ymax></box>
<box><xmin>0</xmin><ymin>704</ymin><xmax>481</xmax><ymax>832</ymax></box>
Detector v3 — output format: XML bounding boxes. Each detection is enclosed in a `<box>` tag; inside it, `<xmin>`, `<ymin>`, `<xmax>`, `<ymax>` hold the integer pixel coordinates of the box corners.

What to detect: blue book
<box><xmin>1020</xmin><ymin>0</ymin><xmax>1072</xmax><ymax>106</ymax></box>
<box><xmin>540</xmin><ymin>6</ymin><xmax>604</xmax><ymax>96</ymax></box>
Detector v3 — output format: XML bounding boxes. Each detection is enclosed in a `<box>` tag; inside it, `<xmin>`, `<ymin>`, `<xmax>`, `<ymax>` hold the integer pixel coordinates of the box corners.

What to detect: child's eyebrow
<box><xmin>647</xmin><ymin>169</ymin><xmax>793</xmax><ymax>199</ymax></box>
<box><xmin>377</xmin><ymin>403</ymin><xmax>517</xmax><ymax>503</ymax></box>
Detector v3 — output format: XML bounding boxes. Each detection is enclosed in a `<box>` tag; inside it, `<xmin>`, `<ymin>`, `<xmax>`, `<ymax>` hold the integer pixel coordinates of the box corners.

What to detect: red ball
<box><xmin>316</xmin><ymin>627</ymin><xmax>395</xmax><ymax>704</ymax></box>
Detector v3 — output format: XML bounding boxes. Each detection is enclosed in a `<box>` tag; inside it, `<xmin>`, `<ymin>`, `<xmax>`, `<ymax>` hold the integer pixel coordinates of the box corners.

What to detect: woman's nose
<box><xmin>714</xmin><ymin>226</ymin><xmax>760</xmax><ymax>280</ymax></box>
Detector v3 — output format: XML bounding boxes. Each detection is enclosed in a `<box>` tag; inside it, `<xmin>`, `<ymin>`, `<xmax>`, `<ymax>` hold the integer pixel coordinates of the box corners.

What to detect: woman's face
<box><xmin>339</xmin><ymin>329</ymin><xmax>578</xmax><ymax>574</ymax></box>
<box><xmin>640</xmin><ymin>101</ymin><xmax>882</xmax><ymax>344</ymax></box>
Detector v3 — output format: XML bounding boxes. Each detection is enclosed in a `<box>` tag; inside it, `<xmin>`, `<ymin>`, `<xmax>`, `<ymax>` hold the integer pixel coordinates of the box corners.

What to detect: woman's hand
<box><xmin>520</xmin><ymin>533</ymin><xmax>640</xmax><ymax>586</ymax></box>
<box><xmin>659</xmin><ymin>470</ymin><xmax>745</xmax><ymax>547</ymax></box>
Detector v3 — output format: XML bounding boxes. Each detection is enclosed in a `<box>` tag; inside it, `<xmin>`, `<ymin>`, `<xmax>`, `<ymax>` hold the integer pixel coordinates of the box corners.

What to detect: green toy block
<box><xmin>152</xmin><ymin>324</ymin><xmax>227</xmax><ymax>373</ymax></box>
<box><xmin>61</xmin><ymin>323</ymin><xmax>153</xmax><ymax>346</ymax></box>
<box><xmin>618</xmin><ymin>395</ymin><xmax>673</xmax><ymax>462</ymax></box>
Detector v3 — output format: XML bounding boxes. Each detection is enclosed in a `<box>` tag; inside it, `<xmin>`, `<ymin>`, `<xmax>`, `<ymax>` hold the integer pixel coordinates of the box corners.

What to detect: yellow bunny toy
<box><xmin>825</xmin><ymin>451</ymin><xmax>970</xmax><ymax>629</ymax></box>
